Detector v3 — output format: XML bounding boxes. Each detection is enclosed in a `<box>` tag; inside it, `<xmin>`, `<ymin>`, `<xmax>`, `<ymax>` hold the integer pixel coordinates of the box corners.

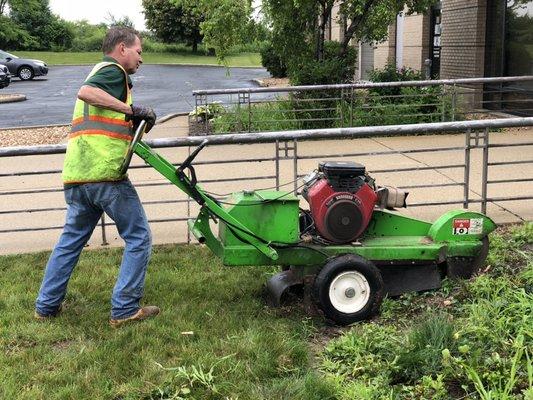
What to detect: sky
<box><xmin>49</xmin><ymin>0</ymin><xmax>147</xmax><ymax>30</ymax></box>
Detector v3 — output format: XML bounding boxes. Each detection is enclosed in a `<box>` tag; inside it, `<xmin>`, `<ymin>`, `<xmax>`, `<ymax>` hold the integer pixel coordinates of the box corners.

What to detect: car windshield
<box><xmin>0</xmin><ymin>50</ymin><xmax>18</xmax><ymax>60</ymax></box>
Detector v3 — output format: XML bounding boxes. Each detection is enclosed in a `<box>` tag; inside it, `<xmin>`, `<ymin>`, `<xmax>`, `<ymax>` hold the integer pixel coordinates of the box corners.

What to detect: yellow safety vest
<box><xmin>62</xmin><ymin>61</ymin><xmax>133</xmax><ymax>184</ymax></box>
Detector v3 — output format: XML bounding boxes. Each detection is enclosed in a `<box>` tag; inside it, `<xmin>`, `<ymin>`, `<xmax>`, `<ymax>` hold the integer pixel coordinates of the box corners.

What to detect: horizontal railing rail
<box><xmin>1</xmin><ymin>118</ymin><xmax>532</xmax><ymax>253</ymax></box>
<box><xmin>191</xmin><ymin>76</ymin><xmax>533</xmax><ymax>135</ymax></box>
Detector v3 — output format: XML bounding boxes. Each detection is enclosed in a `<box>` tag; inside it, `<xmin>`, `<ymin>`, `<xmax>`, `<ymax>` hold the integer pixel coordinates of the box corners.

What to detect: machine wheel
<box><xmin>447</xmin><ymin>237</ymin><xmax>489</xmax><ymax>279</ymax></box>
<box><xmin>313</xmin><ymin>254</ymin><xmax>384</xmax><ymax>325</ymax></box>
<box><xmin>18</xmin><ymin>66</ymin><xmax>34</xmax><ymax>81</ymax></box>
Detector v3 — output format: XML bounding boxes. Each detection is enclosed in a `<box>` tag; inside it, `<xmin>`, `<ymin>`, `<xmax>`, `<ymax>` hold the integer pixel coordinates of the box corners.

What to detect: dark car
<box><xmin>0</xmin><ymin>63</ymin><xmax>10</xmax><ymax>89</ymax></box>
<box><xmin>0</xmin><ymin>50</ymin><xmax>48</xmax><ymax>81</ymax></box>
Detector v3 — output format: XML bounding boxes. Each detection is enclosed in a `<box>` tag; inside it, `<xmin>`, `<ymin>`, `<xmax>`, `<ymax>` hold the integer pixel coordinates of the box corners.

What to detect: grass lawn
<box><xmin>12</xmin><ymin>51</ymin><xmax>262</xmax><ymax>67</ymax></box>
<box><xmin>1</xmin><ymin>224</ymin><xmax>531</xmax><ymax>399</ymax></box>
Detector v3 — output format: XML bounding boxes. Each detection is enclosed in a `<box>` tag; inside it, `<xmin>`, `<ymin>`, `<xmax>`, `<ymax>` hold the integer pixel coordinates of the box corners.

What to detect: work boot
<box><xmin>34</xmin><ymin>304</ymin><xmax>63</xmax><ymax>321</ymax></box>
<box><xmin>109</xmin><ymin>306</ymin><xmax>160</xmax><ymax>328</ymax></box>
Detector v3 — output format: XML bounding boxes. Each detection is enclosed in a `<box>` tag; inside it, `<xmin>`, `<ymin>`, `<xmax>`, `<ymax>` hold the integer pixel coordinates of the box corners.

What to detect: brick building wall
<box><xmin>373</xmin><ymin>12</ymin><xmax>430</xmax><ymax>71</ymax></box>
<box><xmin>440</xmin><ymin>0</ymin><xmax>487</xmax><ymax>78</ymax></box>
<box><xmin>374</xmin><ymin>25</ymin><xmax>397</xmax><ymax>68</ymax></box>
<box><xmin>402</xmin><ymin>13</ymin><xmax>431</xmax><ymax>70</ymax></box>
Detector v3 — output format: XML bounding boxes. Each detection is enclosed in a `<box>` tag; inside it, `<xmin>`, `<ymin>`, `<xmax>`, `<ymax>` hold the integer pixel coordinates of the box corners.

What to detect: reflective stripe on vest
<box><xmin>62</xmin><ymin>62</ymin><xmax>133</xmax><ymax>184</ymax></box>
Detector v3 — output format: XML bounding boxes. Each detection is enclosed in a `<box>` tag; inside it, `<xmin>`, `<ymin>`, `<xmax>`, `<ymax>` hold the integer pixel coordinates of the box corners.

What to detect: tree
<box><xmin>142</xmin><ymin>0</ymin><xmax>203</xmax><ymax>52</ymax></box>
<box><xmin>264</xmin><ymin>0</ymin><xmax>436</xmax><ymax>62</ymax></box>
<box><xmin>8</xmin><ymin>0</ymin><xmax>73</xmax><ymax>50</ymax></box>
<box><xmin>105</xmin><ymin>13</ymin><xmax>135</xmax><ymax>29</ymax></box>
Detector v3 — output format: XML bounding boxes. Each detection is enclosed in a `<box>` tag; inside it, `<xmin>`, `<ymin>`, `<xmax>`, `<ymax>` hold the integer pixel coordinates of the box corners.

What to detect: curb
<box><xmin>157</xmin><ymin>112</ymin><xmax>189</xmax><ymax>124</ymax></box>
<box><xmin>0</xmin><ymin>94</ymin><xmax>27</xmax><ymax>104</ymax></box>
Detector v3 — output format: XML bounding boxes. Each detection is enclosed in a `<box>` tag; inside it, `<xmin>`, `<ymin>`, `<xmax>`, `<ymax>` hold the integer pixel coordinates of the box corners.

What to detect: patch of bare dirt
<box><xmin>0</xmin><ymin>125</ymin><xmax>70</xmax><ymax>147</ymax></box>
<box><xmin>257</xmin><ymin>77</ymin><xmax>290</xmax><ymax>87</ymax></box>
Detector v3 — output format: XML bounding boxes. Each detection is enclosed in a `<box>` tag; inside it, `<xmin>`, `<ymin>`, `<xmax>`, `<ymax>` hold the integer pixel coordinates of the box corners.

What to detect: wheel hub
<box><xmin>329</xmin><ymin>271</ymin><xmax>370</xmax><ymax>314</ymax></box>
<box><xmin>20</xmin><ymin>69</ymin><xmax>31</xmax><ymax>80</ymax></box>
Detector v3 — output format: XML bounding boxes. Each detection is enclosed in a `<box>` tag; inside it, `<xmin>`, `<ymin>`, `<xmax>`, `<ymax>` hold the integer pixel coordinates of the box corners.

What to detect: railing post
<box><xmin>481</xmin><ymin>127</ymin><xmax>490</xmax><ymax>214</ymax></box>
<box><xmin>186</xmin><ymin>146</ymin><xmax>191</xmax><ymax>244</ymax></box>
<box><xmin>339</xmin><ymin>88</ymin><xmax>344</xmax><ymax>127</ymax></box>
<box><xmin>349</xmin><ymin>87</ymin><xmax>354</xmax><ymax>127</ymax></box>
<box><xmin>293</xmin><ymin>139</ymin><xmax>298</xmax><ymax>194</ymax></box>
<box><xmin>451</xmin><ymin>83</ymin><xmax>457</xmax><ymax>122</ymax></box>
<box><xmin>275</xmin><ymin>140</ymin><xmax>280</xmax><ymax>190</ymax></box>
<box><xmin>247</xmin><ymin>92</ymin><xmax>252</xmax><ymax>132</ymax></box>
<box><xmin>463</xmin><ymin>128</ymin><xmax>471</xmax><ymax>209</ymax></box>
<box><xmin>195</xmin><ymin>93</ymin><xmax>208</xmax><ymax>133</ymax></box>
<box><xmin>441</xmin><ymin>85</ymin><xmax>446</xmax><ymax>122</ymax></box>
<box><xmin>100</xmin><ymin>215</ymin><xmax>108</xmax><ymax>246</ymax></box>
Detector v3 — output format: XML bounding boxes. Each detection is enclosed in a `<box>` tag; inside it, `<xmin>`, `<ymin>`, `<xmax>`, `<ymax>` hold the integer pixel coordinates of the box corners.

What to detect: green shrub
<box><xmin>288</xmin><ymin>41</ymin><xmax>356</xmax><ymax>85</ymax></box>
<box><xmin>212</xmin><ymin>99</ymin><xmax>300</xmax><ymax>133</ymax></box>
<box><xmin>368</xmin><ymin>63</ymin><xmax>423</xmax><ymax>96</ymax></box>
<box><xmin>319</xmin><ymin>224</ymin><xmax>533</xmax><ymax>400</ymax></box>
<box><xmin>260</xmin><ymin>42</ymin><xmax>288</xmax><ymax>78</ymax></box>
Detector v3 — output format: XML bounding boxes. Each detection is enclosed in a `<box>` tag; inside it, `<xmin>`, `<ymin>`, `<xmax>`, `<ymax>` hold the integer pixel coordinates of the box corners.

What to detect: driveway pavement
<box><xmin>0</xmin><ymin>64</ymin><xmax>266</xmax><ymax>128</ymax></box>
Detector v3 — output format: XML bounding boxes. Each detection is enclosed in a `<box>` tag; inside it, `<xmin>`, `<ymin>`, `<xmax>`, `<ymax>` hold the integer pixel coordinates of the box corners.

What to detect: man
<box><xmin>35</xmin><ymin>27</ymin><xmax>159</xmax><ymax>327</ymax></box>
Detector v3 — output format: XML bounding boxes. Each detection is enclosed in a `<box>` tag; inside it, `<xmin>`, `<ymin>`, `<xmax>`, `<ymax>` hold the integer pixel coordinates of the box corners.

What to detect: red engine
<box><xmin>302</xmin><ymin>161</ymin><xmax>378</xmax><ymax>243</ymax></box>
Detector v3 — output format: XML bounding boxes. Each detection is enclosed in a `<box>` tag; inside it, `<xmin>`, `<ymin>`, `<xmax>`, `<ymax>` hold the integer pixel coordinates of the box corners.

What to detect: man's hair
<box><xmin>102</xmin><ymin>27</ymin><xmax>140</xmax><ymax>54</ymax></box>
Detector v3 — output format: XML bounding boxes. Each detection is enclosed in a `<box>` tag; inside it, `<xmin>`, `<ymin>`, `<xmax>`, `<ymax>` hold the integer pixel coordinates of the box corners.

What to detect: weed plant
<box><xmin>320</xmin><ymin>223</ymin><xmax>532</xmax><ymax>399</ymax></box>
<box><xmin>212</xmin><ymin>98</ymin><xmax>301</xmax><ymax>133</ymax></box>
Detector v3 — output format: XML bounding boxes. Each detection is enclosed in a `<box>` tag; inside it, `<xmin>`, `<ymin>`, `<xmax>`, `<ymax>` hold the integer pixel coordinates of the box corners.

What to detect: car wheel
<box><xmin>18</xmin><ymin>66</ymin><xmax>34</xmax><ymax>81</ymax></box>
<box><xmin>313</xmin><ymin>254</ymin><xmax>384</xmax><ymax>325</ymax></box>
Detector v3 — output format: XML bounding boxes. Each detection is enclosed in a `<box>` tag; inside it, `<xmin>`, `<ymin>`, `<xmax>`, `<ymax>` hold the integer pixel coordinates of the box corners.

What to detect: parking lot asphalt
<box><xmin>0</xmin><ymin>64</ymin><xmax>267</xmax><ymax>128</ymax></box>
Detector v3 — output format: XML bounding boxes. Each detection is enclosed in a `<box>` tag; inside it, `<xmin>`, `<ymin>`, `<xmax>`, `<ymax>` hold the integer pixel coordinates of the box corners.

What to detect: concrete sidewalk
<box><xmin>1</xmin><ymin>120</ymin><xmax>532</xmax><ymax>255</ymax></box>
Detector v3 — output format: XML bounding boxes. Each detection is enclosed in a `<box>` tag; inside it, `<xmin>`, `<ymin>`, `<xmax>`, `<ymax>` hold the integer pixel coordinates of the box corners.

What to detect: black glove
<box><xmin>129</xmin><ymin>104</ymin><xmax>157</xmax><ymax>133</ymax></box>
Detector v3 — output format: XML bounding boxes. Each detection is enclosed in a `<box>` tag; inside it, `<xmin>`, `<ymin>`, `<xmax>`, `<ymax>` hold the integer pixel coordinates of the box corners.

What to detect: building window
<box><xmin>485</xmin><ymin>0</ymin><xmax>533</xmax><ymax>115</ymax></box>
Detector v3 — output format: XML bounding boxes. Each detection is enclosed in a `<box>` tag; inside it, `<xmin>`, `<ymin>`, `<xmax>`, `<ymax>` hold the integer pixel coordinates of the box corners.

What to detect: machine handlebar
<box><xmin>120</xmin><ymin>120</ymin><xmax>147</xmax><ymax>175</ymax></box>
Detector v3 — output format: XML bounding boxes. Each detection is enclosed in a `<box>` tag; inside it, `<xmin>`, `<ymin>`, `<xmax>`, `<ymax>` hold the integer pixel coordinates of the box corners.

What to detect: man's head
<box><xmin>102</xmin><ymin>27</ymin><xmax>143</xmax><ymax>74</ymax></box>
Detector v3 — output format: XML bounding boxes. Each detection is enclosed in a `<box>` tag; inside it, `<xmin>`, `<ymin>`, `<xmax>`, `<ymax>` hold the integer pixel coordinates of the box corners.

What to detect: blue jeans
<box><xmin>35</xmin><ymin>180</ymin><xmax>152</xmax><ymax>319</ymax></box>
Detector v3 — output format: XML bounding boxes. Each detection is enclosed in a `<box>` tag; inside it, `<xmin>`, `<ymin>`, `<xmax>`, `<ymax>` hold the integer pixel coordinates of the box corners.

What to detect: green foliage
<box><xmin>368</xmin><ymin>63</ymin><xmax>424</xmax><ymax>96</ymax></box>
<box><xmin>143</xmin><ymin>0</ymin><xmax>203</xmax><ymax>52</ymax></box>
<box><xmin>0</xmin><ymin>15</ymin><xmax>38</xmax><ymax>49</ymax></box>
<box><xmin>212</xmin><ymin>99</ymin><xmax>300</xmax><ymax>133</ymax></box>
<box><xmin>320</xmin><ymin>224</ymin><xmax>533</xmax><ymax>399</ymax></box>
<box><xmin>197</xmin><ymin>0</ymin><xmax>252</xmax><ymax>64</ymax></box>
<box><xmin>8</xmin><ymin>0</ymin><xmax>73</xmax><ymax>51</ymax></box>
<box><xmin>217</xmin><ymin>64</ymin><xmax>455</xmax><ymax>134</ymax></box>
<box><xmin>394</xmin><ymin>314</ymin><xmax>456</xmax><ymax>382</ymax></box>
<box><xmin>288</xmin><ymin>41</ymin><xmax>357</xmax><ymax>85</ymax></box>
<box><xmin>189</xmin><ymin>101</ymin><xmax>225</xmax><ymax>122</ymax></box>
<box><xmin>68</xmin><ymin>21</ymin><xmax>107</xmax><ymax>52</ymax></box>
<box><xmin>260</xmin><ymin>0</ymin><xmax>436</xmax><ymax>84</ymax></box>
<box><xmin>260</xmin><ymin>42</ymin><xmax>287</xmax><ymax>78</ymax></box>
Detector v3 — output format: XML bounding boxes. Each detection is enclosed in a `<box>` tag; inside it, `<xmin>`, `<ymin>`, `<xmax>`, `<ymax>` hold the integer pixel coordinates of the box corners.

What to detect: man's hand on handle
<box><xmin>129</xmin><ymin>104</ymin><xmax>157</xmax><ymax>133</ymax></box>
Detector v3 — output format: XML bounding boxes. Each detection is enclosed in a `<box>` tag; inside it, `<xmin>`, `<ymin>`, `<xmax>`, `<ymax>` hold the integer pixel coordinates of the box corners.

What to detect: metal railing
<box><xmin>1</xmin><ymin>117</ymin><xmax>532</xmax><ymax>253</ymax></box>
<box><xmin>191</xmin><ymin>76</ymin><xmax>533</xmax><ymax>134</ymax></box>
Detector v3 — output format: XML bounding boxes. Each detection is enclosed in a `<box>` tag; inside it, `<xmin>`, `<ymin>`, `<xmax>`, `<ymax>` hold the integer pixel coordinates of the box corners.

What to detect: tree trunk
<box><xmin>316</xmin><ymin>1</ymin><xmax>334</xmax><ymax>61</ymax></box>
<box><xmin>192</xmin><ymin>40</ymin><xmax>198</xmax><ymax>53</ymax></box>
<box><xmin>339</xmin><ymin>0</ymin><xmax>377</xmax><ymax>57</ymax></box>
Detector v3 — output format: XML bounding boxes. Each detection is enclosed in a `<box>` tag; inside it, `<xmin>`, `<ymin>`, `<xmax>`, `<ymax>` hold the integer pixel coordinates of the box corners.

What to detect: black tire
<box><xmin>18</xmin><ymin>66</ymin><xmax>34</xmax><ymax>81</ymax></box>
<box><xmin>447</xmin><ymin>237</ymin><xmax>489</xmax><ymax>279</ymax></box>
<box><xmin>313</xmin><ymin>254</ymin><xmax>384</xmax><ymax>325</ymax></box>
